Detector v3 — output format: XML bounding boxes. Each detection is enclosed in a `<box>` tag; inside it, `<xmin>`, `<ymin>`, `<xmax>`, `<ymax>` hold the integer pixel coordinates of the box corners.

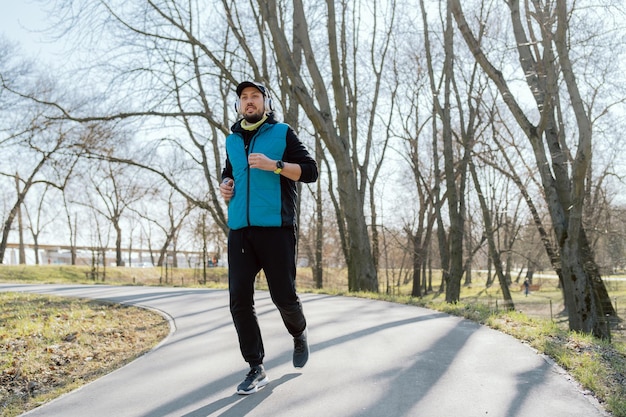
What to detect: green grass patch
<box><xmin>0</xmin><ymin>264</ymin><xmax>229</xmax><ymax>287</ymax></box>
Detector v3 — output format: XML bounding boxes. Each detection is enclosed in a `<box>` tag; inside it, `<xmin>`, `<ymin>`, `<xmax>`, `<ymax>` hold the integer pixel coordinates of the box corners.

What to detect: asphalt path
<box><xmin>1</xmin><ymin>284</ymin><xmax>607</xmax><ymax>417</ymax></box>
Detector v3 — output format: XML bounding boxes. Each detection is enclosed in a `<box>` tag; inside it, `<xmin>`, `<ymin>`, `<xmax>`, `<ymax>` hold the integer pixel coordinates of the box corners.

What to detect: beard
<box><xmin>244</xmin><ymin>113</ymin><xmax>264</xmax><ymax>123</ymax></box>
<box><xmin>243</xmin><ymin>107</ymin><xmax>265</xmax><ymax>123</ymax></box>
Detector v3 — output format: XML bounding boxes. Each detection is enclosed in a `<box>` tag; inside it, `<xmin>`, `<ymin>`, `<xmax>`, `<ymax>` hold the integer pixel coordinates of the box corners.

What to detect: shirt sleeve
<box><xmin>284</xmin><ymin>127</ymin><xmax>319</xmax><ymax>183</ymax></box>
<box><xmin>221</xmin><ymin>158</ymin><xmax>233</xmax><ymax>181</ymax></box>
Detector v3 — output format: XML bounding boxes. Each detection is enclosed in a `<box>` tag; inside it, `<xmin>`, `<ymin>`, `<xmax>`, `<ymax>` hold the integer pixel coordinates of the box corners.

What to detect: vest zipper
<box><xmin>245</xmin><ymin>133</ymin><xmax>259</xmax><ymax>228</ymax></box>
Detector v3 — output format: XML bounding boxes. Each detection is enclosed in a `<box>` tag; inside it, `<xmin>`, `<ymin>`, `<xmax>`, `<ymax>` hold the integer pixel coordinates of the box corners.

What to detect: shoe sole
<box><xmin>236</xmin><ymin>376</ymin><xmax>269</xmax><ymax>395</ymax></box>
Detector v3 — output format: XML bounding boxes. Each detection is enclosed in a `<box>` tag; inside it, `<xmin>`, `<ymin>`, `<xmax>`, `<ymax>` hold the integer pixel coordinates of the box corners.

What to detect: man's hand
<box><xmin>248</xmin><ymin>153</ymin><xmax>275</xmax><ymax>171</ymax></box>
<box><xmin>220</xmin><ymin>178</ymin><xmax>234</xmax><ymax>203</ymax></box>
<box><xmin>248</xmin><ymin>153</ymin><xmax>302</xmax><ymax>181</ymax></box>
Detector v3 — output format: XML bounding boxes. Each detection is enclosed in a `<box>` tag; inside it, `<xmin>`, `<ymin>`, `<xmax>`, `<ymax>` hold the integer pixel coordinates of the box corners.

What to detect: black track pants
<box><xmin>228</xmin><ymin>226</ymin><xmax>306</xmax><ymax>366</ymax></box>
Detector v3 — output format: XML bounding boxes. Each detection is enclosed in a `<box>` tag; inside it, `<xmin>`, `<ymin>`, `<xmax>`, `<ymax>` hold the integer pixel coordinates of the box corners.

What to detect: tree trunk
<box><xmin>442</xmin><ymin>2</ymin><xmax>464</xmax><ymax>303</ymax></box>
<box><xmin>314</xmin><ymin>139</ymin><xmax>324</xmax><ymax>289</ymax></box>
<box><xmin>115</xmin><ymin>222</ymin><xmax>123</xmax><ymax>266</ymax></box>
<box><xmin>16</xmin><ymin>174</ymin><xmax>26</xmax><ymax>264</ymax></box>
<box><xmin>337</xmin><ymin>167</ymin><xmax>378</xmax><ymax>292</ymax></box>
<box><xmin>411</xmin><ymin>233</ymin><xmax>423</xmax><ymax>297</ymax></box>
<box><xmin>470</xmin><ymin>160</ymin><xmax>514</xmax><ymax>309</ymax></box>
<box><xmin>0</xmin><ymin>158</ymin><xmax>48</xmax><ymax>263</ymax></box>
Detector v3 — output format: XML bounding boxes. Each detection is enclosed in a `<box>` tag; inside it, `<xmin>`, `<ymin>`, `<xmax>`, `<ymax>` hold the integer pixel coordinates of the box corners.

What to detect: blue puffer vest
<box><xmin>225</xmin><ymin>122</ymin><xmax>289</xmax><ymax>230</ymax></box>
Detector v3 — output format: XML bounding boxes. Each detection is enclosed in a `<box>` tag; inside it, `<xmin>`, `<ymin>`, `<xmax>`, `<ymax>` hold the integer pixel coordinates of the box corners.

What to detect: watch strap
<box><xmin>274</xmin><ymin>160</ymin><xmax>284</xmax><ymax>174</ymax></box>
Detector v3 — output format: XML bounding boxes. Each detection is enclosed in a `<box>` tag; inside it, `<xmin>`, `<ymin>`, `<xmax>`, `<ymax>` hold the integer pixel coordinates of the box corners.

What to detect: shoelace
<box><xmin>294</xmin><ymin>338</ymin><xmax>306</xmax><ymax>353</ymax></box>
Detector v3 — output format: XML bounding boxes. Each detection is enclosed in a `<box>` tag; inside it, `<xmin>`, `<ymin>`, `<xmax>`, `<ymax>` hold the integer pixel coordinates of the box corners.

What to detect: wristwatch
<box><xmin>274</xmin><ymin>160</ymin><xmax>284</xmax><ymax>174</ymax></box>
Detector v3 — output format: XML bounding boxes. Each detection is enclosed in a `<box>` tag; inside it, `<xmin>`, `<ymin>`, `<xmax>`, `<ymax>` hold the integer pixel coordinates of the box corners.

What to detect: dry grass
<box><xmin>0</xmin><ymin>292</ymin><xmax>170</xmax><ymax>417</ymax></box>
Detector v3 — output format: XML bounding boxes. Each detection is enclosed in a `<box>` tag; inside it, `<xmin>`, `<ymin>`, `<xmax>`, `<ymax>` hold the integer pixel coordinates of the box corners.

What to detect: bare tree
<box><xmin>393</xmin><ymin>41</ymin><xmax>437</xmax><ymax>297</ymax></box>
<box><xmin>33</xmin><ymin>0</ymin><xmax>235</xmax><ymax>230</ymax></box>
<box><xmin>256</xmin><ymin>0</ymin><xmax>407</xmax><ymax>291</ymax></box>
<box><xmin>450</xmin><ymin>0</ymin><xmax>618</xmax><ymax>337</ymax></box>
<box><xmin>24</xmin><ymin>184</ymin><xmax>59</xmax><ymax>264</ymax></box>
<box><xmin>469</xmin><ymin>158</ymin><xmax>514</xmax><ymax>308</ymax></box>
<box><xmin>0</xmin><ymin>122</ymin><xmax>79</xmax><ymax>263</ymax></box>
<box><xmin>129</xmin><ymin>186</ymin><xmax>193</xmax><ymax>269</ymax></box>
<box><xmin>421</xmin><ymin>0</ymin><xmax>492</xmax><ymax>303</ymax></box>
<box><xmin>80</xmin><ymin>160</ymin><xmax>150</xmax><ymax>266</ymax></box>
<box><xmin>298</xmin><ymin>135</ymin><xmax>326</xmax><ymax>289</ymax></box>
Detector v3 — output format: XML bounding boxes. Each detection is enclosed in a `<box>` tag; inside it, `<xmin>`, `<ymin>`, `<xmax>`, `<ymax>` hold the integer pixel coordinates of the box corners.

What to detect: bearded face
<box><xmin>239</xmin><ymin>87</ymin><xmax>266</xmax><ymax>123</ymax></box>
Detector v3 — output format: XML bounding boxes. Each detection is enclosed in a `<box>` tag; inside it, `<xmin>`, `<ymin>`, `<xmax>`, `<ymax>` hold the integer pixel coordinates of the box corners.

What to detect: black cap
<box><xmin>236</xmin><ymin>81</ymin><xmax>268</xmax><ymax>97</ymax></box>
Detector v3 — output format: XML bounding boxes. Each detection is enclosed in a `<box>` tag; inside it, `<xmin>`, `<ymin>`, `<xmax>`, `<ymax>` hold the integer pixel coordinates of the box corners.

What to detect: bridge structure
<box><xmin>2</xmin><ymin>242</ymin><xmax>210</xmax><ymax>267</ymax></box>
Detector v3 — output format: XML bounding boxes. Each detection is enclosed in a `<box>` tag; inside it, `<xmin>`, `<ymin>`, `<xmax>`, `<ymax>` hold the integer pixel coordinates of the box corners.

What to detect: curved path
<box><xmin>1</xmin><ymin>284</ymin><xmax>607</xmax><ymax>417</ymax></box>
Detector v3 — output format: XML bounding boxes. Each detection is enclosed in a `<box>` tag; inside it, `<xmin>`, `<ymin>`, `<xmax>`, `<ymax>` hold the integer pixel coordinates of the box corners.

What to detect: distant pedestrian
<box><xmin>219</xmin><ymin>80</ymin><xmax>318</xmax><ymax>395</ymax></box>
<box><xmin>523</xmin><ymin>279</ymin><xmax>530</xmax><ymax>297</ymax></box>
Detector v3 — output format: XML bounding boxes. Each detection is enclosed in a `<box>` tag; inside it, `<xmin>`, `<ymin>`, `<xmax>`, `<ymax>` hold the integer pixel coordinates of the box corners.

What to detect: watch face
<box><xmin>277</xmin><ymin>160</ymin><xmax>284</xmax><ymax>169</ymax></box>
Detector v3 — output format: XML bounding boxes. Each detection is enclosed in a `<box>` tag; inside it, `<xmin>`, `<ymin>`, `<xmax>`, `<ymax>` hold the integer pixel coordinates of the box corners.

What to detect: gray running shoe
<box><xmin>236</xmin><ymin>365</ymin><xmax>269</xmax><ymax>395</ymax></box>
<box><xmin>293</xmin><ymin>329</ymin><xmax>309</xmax><ymax>368</ymax></box>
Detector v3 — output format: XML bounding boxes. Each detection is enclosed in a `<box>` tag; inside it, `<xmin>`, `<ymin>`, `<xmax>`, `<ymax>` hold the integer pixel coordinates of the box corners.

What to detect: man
<box><xmin>219</xmin><ymin>81</ymin><xmax>318</xmax><ymax>395</ymax></box>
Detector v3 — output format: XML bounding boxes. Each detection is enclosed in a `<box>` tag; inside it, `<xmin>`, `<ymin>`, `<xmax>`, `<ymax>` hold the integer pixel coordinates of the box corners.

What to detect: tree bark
<box><xmin>441</xmin><ymin>1</ymin><xmax>464</xmax><ymax>303</ymax></box>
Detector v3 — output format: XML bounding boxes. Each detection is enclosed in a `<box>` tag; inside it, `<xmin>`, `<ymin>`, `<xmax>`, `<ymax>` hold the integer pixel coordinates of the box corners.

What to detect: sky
<box><xmin>1</xmin><ymin>1</ymin><xmax>61</xmax><ymax>64</ymax></box>
<box><xmin>2</xmin><ymin>0</ymin><xmax>624</xmax><ymax>205</ymax></box>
